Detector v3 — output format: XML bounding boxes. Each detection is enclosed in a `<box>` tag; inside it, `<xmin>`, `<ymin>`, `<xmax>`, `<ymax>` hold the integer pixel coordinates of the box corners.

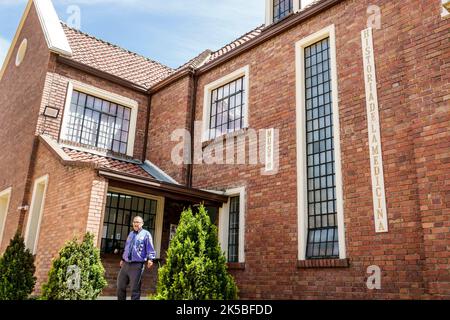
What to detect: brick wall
<box><xmin>27</xmin><ymin>141</ymin><xmax>102</xmax><ymax>293</ymax></box>
<box><xmin>182</xmin><ymin>0</ymin><xmax>449</xmax><ymax>299</ymax></box>
<box><xmin>36</xmin><ymin>56</ymin><xmax>151</xmax><ymax>161</ymax></box>
<box><xmin>147</xmin><ymin>76</ymin><xmax>192</xmax><ymax>184</ymax></box>
<box><xmin>0</xmin><ymin>3</ymin><xmax>51</xmax><ymax>252</ymax></box>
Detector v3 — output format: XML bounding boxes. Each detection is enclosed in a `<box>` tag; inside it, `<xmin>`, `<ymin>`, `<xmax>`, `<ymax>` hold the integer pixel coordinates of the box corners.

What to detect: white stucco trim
<box><xmin>107</xmin><ymin>187</ymin><xmax>165</xmax><ymax>260</ymax></box>
<box><xmin>218</xmin><ymin>186</ymin><xmax>246</xmax><ymax>263</ymax></box>
<box><xmin>24</xmin><ymin>174</ymin><xmax>49</xmax><ymax>255</ymax></box>
<box><xmin>202</xmin><ymin>65</ymin><xmax>250</xmax><ymax>142</ymax></box>
<box><xmin>295</xmin><ymin>24</ymin><xmax>346</xmax><ymax>260</ymax></box>
<box><xmin>0</xmin><ymin>187</ymin><xmax>12</xmax><ymax>248</ymax></box>
<box><xmin>60</xmin><ymin>81</ymin><xmax>139</xmax><ymax>157</ymax></box>
<box><xmin>33</xmin><ymin>0</ymin><xmax>72</xmax><ymax>56</ymax></box>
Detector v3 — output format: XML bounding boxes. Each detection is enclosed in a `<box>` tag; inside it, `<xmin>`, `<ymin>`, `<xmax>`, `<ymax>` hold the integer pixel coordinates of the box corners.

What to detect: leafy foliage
<box><xmin>0</xmin><ymin>233</ymin><xmax>36</xmax><ymax>300</ymax></box>
<box><xmin>155</xmin><ymin>205</ymin><xmax>238</xmax><ymax>300</ymax></box>
<box><xmin>41</xmin><ymin>232</ymin><xmax>107</xmax><ymax>300</ymax></box>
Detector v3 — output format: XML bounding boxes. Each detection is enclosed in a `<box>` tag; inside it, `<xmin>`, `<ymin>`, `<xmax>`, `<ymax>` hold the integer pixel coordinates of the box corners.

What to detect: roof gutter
<box><xmin>98</xmin><ymin>168</ymin><xmax>228</xmax><ymax>203</ymax></box>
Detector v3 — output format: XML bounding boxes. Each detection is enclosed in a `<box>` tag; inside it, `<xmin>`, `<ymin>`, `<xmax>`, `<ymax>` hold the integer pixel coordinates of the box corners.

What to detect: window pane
<box><xmin>64</xmin><ymin>90</ymin><xmax>131</xmax><ymax>154</ymax></box>
<box><xmin>227</xmin><ymin>196</ymin><xmax>240</xmax><ymax>263</ymax></box>
<box><xmin>101</xmin><ymin>192</ymin><xmax>157</xmax><ymax>254</ymax></box>
<box><xmin>304</xmin><ymin>38</ymin><xmax>339</xmax><ymax>259</ymax></box>
<box><xmin>273</xmin><ymin>0</ymin><xmax>293</xmax><ymax>22</ymax></box>
<box><xmin>208</xmin><ymin>76</ymin><xmax>245</xmax><ymax>140</ymax></box>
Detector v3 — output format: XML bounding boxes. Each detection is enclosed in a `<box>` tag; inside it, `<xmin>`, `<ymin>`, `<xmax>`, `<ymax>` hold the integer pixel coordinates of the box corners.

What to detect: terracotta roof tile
<box><xmin>206</xmin><ymin>25</ymin><xmax>265</xmax><ymax>64</ymax></box>
<box><xmin>63</xmin><ymin>148</ymin><xmax>153</xmax><ymax>179</ymax></box>
<box><xmin>62</xmin><ymin>24</ymin><xmax>174</xmax><ymax>89</ymax></box>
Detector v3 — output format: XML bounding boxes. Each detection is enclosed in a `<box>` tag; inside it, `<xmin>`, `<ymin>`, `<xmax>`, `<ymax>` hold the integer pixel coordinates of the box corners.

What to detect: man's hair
<box><xmin>133</xmin><ymin>216</ymin><xmax>144</xmax><ymax>223</ymax></box>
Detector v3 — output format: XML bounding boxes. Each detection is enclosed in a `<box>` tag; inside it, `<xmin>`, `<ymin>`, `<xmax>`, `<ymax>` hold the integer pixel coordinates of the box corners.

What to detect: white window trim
<box><xmin>295</xmin><ymin>24</ymin><xmax>346</xmax><ymax>260</ymax></box>
<box><xmin>218</xmin><ymin>186</ymin><xmax>246</xmax><ymax>263</ymax></box>
<box><xmin>106</xmin><ymin>187</ymin><xmax>165</xmax><ymax>259</ymax></box>
<box><xmin>202</xmin><ymin>65</ymin><xmax>250</xmax><ymax>142</ymax></box>
<box><xmin>24</xmin><ymin>175</ymin><xmax>49</xmax><ymax>255</ymax></box>
<box><xmin>60</xmin><ymin>81</ymin><xmax>139</xmax><ymax>157</ymax></box>
<box><xmin>0</xmin><ymin>187</ymin><xmax>12</xmax><ymax>247</ymax></box>
<box><xmin>265</xmin><ymin>0</ymin><xmax>300</xmax><ymax>26</ymax></box>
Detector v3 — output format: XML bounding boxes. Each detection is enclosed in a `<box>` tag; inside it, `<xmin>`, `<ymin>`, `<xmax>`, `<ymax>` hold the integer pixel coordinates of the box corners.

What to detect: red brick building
<box><xmin>0</xmin><ymin>0</ymin><xmax>448</xmax><ymax>299</ymax></box>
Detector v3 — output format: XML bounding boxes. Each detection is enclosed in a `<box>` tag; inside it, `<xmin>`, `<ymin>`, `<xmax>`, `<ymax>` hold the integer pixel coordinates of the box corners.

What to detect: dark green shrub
<box><xmin>41</xmin><ymin>232</ymin><xmax>107</xmax><ymax>300</ymax></box>
<box><xmin>0</xmin><ymin>232</ymin><xmax>36</xmax><ymax>300</ymax></box>
<box><xmin>155</xmin><ymin>205</ymin><xmax>238</xmax><ymax>300</ymax></box>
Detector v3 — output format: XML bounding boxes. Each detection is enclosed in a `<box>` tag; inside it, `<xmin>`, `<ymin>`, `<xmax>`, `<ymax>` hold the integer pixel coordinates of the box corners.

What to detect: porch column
<box><xmin>86</xmin><ymin>177</ymin><xmax>108</xmax><ymax>246</ymax></box>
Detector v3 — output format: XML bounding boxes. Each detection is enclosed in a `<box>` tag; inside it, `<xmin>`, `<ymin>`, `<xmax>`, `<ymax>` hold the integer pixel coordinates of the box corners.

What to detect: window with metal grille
<box><xmin>209</xmin><ymin>77</ymin><xmax>245</xmax><ymax>140</ymax></box>
<box><xmin>101</xmin><ymin>192</ymin><xmax>157</xmax><ymax>254</ymax></box>
<box><xmin>273</xmin><ymin>0</ymin><xmax>293</xmax><ymax>22</ymax></box>
<box><xmin>65</xmin><ymin>90</ymin><xmax>131</xmax><ymax>154</ymax></box>
<box><xmin>304</xmin><ymin>38</ymin><xmax>339</xmax><ymax>259</ymax></box>
<box><xmin>227</xmin><ymin>196</ymin><xmax>240</xmax><ymax>263</ymax></box>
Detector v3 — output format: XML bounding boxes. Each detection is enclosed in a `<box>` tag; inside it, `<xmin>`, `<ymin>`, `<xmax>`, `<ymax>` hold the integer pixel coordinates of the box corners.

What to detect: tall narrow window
<box><xmin>64</xmin><ymin>90</ymin><xmax>131</xmax><ymax>154</ymax></box>
<box><xmin>101</xmin><ymin>192</ymin><xmax>157</xmax><ymax>254</ymax></box>
<box><xmin>0</xmin><ymin>188</ymin><xmax>12</xmax><ymax>245</ymax></box>
<box><xmin>25</xmin><ymin>176</ymin><xmax>48</xmax><ymax>254</ymax></box>
<box><xmin>209</xmin><ymin>77</ymin><xmax>245</xmax><ymax>140</ymax></box>
<box><xmin>227</xmin><ymin>196</ymin><xmax>240</xmax><ymax>263</ymax></box>
<box><xmin>304</xmin><ymin>38</ymin><xmax>339</xmax><ymax>259</ymax></box>
<box><xmin>273</xmin><ymin>0</ymin><xmax>293</xmax><ymax>22</ymax></box>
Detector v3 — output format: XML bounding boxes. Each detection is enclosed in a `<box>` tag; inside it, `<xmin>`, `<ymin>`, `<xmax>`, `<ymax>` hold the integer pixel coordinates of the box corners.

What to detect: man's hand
<box><xmin>120</xmin><ymin>260</ymin><xmax>123</xmax><ymax>268</ymax></box>
<box><xmin>147</xmin><ymin>260</ymin><xmax>154</xmax><ymax>269</ymax></box>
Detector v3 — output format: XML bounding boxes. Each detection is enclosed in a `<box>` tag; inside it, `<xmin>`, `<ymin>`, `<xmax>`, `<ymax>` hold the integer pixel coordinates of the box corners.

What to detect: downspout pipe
<box><xmin>187</xmin><ymin>67</ymin><xmax>197</xmax><ymax>188</ymax></box>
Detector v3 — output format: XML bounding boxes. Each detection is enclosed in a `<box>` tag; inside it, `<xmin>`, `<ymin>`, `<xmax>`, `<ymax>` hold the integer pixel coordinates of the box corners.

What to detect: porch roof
<box><xmin>98</xmin><ymin>168</ymin><xmax>228</xmax><ymax>205</ymax></box>
<box><xmin>39</xmin><ymin>135</ymin><xmax>228</xmax><ymax>205</ymax></box>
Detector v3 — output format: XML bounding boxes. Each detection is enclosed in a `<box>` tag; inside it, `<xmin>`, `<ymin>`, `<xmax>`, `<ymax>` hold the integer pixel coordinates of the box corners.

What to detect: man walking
<box><xmin>117</xmin><ymin>216</ymin><xmax>156</xmax><ymax>300</ymax></box>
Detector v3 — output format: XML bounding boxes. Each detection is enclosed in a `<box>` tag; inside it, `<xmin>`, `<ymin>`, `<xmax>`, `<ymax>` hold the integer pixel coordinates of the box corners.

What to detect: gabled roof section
<box><xmin>39</xmin><ymin>135</ymin><xmax>178</xmax><ymax>184</ymax></box>
<box><xmin>34</xmin><ymin>0</ymin><xmax>72</xmax><ymax>56</ymax></box>
<box><xmin>0</xmin><ymin>0</ymin><xmax>72</xmax><ymax>81</ymax></box>
<box><xmin>62</xmin><ymin>24</ymin><xmax>174</xmax><ymax>89</ymax></box>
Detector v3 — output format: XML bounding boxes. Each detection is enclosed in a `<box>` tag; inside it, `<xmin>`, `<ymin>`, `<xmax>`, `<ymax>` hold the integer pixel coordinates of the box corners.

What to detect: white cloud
<box><xmin>0</xmin><ymin>36</ymin><xmax>11</xmax><ymax>68</ymax></box>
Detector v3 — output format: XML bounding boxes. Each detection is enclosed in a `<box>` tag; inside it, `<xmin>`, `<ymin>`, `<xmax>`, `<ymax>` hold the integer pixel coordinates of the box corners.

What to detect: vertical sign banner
<box><xmin>265</xmin><ymin>128</ymin><xmax>274</xmax><ymax>172</ymax></box>
<box><xmin>361</xmin><ymin>28</ymin><xmax>388</xmax><ymax>233</ymax></box>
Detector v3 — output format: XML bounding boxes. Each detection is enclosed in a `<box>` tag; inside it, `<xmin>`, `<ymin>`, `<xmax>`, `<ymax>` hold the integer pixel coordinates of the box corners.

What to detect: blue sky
<box><xmin>0</xmin><ymin>0</ymin><xmax>265</xmax><ymax>69</ymax></box>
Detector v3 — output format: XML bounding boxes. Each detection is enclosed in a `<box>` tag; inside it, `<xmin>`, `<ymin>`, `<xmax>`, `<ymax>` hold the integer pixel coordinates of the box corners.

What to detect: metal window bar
<box><xmin>227</xmin><ymin>196</ymin><xmax>240</xmax><ymax>263</ymax></box>
<box><xmin>66</xmin><ymin>90</ymin><xmax>131</xmax><ymax>154</ymax></box>
<box><xmin>101</xmin><ymin>192</ymin><xmax>157</xmax><ymax>254</ymax></box>
<box><xmin>209</xmin><ymin>77</ymin><xmax>245</xmax><ymax>140</ymax></box>
<box><xmin>304</xmin><ymin>38</ymin><xmax>339</xmax><ymax>259</ymax></box>
<box><xmin>273</xmin><ymin>0</ymin><xmax>293</xmax><ymax>23</ymax></box>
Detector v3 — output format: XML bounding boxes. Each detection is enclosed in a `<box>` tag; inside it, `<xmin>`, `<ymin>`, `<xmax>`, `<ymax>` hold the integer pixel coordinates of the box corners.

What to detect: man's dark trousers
<box><xmin>117</xmin><ymin>261</ymin><xmax>145</xmax><ymax>300</ymax></box>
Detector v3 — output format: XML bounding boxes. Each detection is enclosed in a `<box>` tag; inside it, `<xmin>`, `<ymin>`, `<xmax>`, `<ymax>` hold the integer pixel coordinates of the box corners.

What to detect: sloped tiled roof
<box><xmin>62</xmin><ymin>24</ymin><xmax>174</xmax><ymax>89</ymax></box>
<box><xmin>206</xmin><ymin>25</ymin><xmax>265</xmax><ymax>64</ymax></box>
<box><xmin>175</xmin><ymin>49</ymin><xmax>213</xmax><ymax>71</ymax></box>
<box><xmin>63</xmin><ymin>147</ymin><xmax>153</xmax><ymax>179</ymax></box>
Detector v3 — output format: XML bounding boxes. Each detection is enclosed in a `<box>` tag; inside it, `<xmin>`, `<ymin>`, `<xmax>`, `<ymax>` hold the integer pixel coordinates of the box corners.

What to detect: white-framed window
<box><xmin>265</xmin><ymin>0</ymin><xmax>317</xmax><ymax>25</ymax></box>
<box><xmin>442</xmin><ymin>0</ymin><xmax>450</xmax><ymax>17</ymax></box>
<box><xmin>0</xmin><ymin>187</ymin><xmax>12</xmax><ymax>247</ymax></box>
<box><xmin>202</xmin><ymin>66</ymin><xmax>250</xmax><ymax>142</ymax></box>
<box><xmin>25</xmin><ymin>175</ymin><xmax>49</xmax><ymax>254</ymax></box>
<box><xmin>60</xmin><ymin>81</ymin><xmax>139</xmax><ymax>157</ymax></box>
<box><xmin>218</xmin><ymin>187</ymin><xmax>246</xmax><ymax>263</ymax></box>
<box><xmin>295</xmin><ymin>25</ymin><xmax>346</xmax><ymax>260</ymax></box>
<box><xmin>100</xmin><ymin>188</ymin><xmax>165</xmax><ymax>259</ymax></box>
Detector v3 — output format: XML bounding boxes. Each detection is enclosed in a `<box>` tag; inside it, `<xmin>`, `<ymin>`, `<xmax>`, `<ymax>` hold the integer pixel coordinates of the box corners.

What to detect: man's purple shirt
<box><xmin>122</xmin><ymin>229</ymin><xmax>156</xmax><ymax>263</ymax></box>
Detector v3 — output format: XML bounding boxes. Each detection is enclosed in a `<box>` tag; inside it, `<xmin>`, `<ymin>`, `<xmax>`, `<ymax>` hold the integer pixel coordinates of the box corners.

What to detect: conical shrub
<box><xmin>155</xmin><ymin>204</ymin><xmax>238</xmax><ymax>300</ymax></box>
<box><xmin>41</xmin><ymin>232</ymin><xmax>107</xmax><ymax>300</ymax></box>
<box><xmin>0</xmin><ymin>232</ymin><xmax>36</xmax><ymax>300</ymax></box>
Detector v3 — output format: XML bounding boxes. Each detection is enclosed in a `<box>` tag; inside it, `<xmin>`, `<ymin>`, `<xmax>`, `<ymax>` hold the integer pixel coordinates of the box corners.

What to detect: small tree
<box><xmin>0</xmin><ymin>232</ymin><xmax>36</xmax><ymax>300</ymax></box>
<box><xmin>41</xmin><ymin>232</ymin><xmax>107</xmax><ymax>300</ymax></box>
<box><xmin>155</xmin><ymin>205</ymin><xmax>238</xmax><ymax>300</ymax></box>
